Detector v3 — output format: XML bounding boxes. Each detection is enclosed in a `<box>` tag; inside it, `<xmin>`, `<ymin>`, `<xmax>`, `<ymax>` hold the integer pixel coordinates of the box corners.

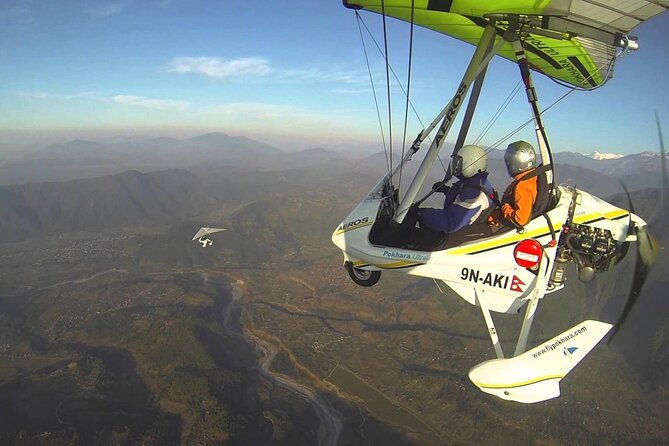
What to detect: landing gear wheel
<box><xmin>345</xmin><ymin>263</ymin><xmax>381</xmax><ymax>287</ymax></box>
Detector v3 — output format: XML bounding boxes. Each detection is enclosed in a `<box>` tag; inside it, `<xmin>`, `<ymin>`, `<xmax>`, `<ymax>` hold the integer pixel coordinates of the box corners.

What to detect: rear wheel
<box><xmin>345</xmin><ymin>263</ymin><xmax>381</xmax><ymax>287</ymax></box>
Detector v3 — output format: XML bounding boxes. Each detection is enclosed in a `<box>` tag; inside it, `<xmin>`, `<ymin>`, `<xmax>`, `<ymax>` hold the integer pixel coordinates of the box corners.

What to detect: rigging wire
<box><xmin>473</xmin><ymin>81</ymin><xmax>523</xmax><ymax>146</ymax></box>
<box><xmin>480</xmin><ymin>29</ymin><xmax>629</xmax><ymax>154</ymax></box>
<box><xmin>486</xmin><ymin>87</ymin><xmax>574</xmax><ymax>151</ymax></box>
<box><xmin>356</xmin><ymin>11</ymin><xmax>390</xmax><ymax>172</ymax></box>
<box><xmin>417</xmin><ymin>40</ymin><xmax>630</xmax><ymax>206</ymax></box>
<box><xmin>380</xmin><ymin>0</ymin><xmax>393</xmax><ymax>175</ymax></box>
<box><xmin>356</xmin><ymin>11</ymin><xmax>447</xmax><ymax>180</ymax></box>
<box><xmin>356</xmin><ymin>16</ymin><xmax>430</xmax><ymax>135</ymax></box>
<box><xmin>398</xmin><ymin>0</ymin><xmax>416</xmax><ymax>192</ymax></box>
<box><xmin>480</xmin><ymin>47</ymin><xmax>628</xmax><ymax>157</ymax></box>
<box><xmin>432</xmin><ymin>31</ymin><xmax>624</xmax><ymax>177</ymax></box>
<box><xmin>355</xmin><ymin>11</ymin><xmax>628</xmax><ymax>203</ymax></box>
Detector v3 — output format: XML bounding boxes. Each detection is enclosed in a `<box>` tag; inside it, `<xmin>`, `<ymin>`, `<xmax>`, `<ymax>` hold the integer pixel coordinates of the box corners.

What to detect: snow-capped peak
<box><xmin>589</xmin><ymin>151</ymin><xmax>624</xmax><ymax>160</ymax></box>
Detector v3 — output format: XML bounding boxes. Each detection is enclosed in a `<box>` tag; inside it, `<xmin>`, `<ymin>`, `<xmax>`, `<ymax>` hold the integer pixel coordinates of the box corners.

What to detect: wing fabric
<box><xmin>192</xmin><ymin>227</ymin><xmax>227</xmax><ymax>240</ymax></box>
<box><xmin>344</xmin><ymin>0</ymin><xmax>668</xmax><ymax>89</ymax></box>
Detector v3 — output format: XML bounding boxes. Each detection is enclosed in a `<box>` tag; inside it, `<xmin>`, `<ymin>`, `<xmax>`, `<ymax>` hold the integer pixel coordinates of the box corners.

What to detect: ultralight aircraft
<box><xmin>332</xmin><ymin>0</ymin><xmax>665</xmax><ymax>403</ymax></box>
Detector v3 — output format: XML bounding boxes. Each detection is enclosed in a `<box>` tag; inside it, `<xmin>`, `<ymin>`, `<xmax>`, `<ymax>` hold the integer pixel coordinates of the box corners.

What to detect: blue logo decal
<box><xmin>563</xmin><ymin>346</ymin><xmax>578</xmax><ymax>357</ymax></box>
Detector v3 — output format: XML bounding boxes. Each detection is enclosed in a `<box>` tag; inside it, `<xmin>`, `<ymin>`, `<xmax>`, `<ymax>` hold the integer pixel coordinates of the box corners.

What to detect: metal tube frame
<box><xmin>511</xmin><ymin>38</ymin><xmax>556</xmax><ymax>194</ymax></box>
<box><xmin>454</xmin><ymin>38</ymin><xmax>494</xmax><ymax>153</ymax></box>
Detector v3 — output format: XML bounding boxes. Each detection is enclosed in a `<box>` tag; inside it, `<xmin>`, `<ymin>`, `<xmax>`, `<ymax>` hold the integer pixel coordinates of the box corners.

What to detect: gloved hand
<box><xmin>431</xmin><ymin>181</ymin><xmax>450</xmax><ymax>194</ymax></box>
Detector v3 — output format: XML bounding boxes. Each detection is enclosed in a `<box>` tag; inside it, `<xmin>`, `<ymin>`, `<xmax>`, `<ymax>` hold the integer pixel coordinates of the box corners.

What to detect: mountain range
<box><xmin>0</xmin><ymin>133</ymin><xmax>347</xmax><ymax>186</ymax></box>
<box><xmin>1</xmin><ymin>133</ymin><xmax>666</xmax><ymax>188</ymax></box>
<box><xmin>485</xmin><ymin>146</ymin><xmax>667</xmax><ymax>176</ymax></box>
<box><xmin>0</xmin><ymin>132</ymin><xmax>666</xmax><ymax>244</ymax></box>
<box><xmin>588</xmin><ymin>151</ymin><xmax>624</xmax><ymax>160</ymax></box>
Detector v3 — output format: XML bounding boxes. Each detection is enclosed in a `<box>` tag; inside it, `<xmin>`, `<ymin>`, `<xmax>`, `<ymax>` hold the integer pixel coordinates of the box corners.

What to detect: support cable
<box><xmin>355</xmin><ymin>11</ymin><xmax>389</xmax><ymax>172</ymax></box>
<box><xmin>416</xmin><ymin>48</ymin><xmax>626</xmax><ymax>206</ymax></box>
<box><xmin>473</xmin><ymin>81</ymin><xmax>523</xmax><ymax>146</ymax></box>
<box><xmin>484</xmin><ymin>38</ymin><xmax>628</xmax><ymax>152</ymax></box>
<box><xmin>357</xmin><ymin>13</ymin><xmax>450</xmax><ymax>178</ymax></box>
<box><xmin>356</xmin><ymin>16</ymin><xmax>429</xmax><ymax>136</ymax></box>
<box><xmin>355</xmin><ymin>12</ymin><xmax>626</xmax><ymax>209</ymax></box>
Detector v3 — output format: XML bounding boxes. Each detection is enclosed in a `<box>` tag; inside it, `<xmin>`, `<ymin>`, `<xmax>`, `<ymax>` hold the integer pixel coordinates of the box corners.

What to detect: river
<box><xmin>39</xmin><ymin>268</ymin><xmax>344</xmax><ymax>445</ymax></box>
<box><xmin>221</xmin><ymin>279</ymin><xmax>344</xmax><ymax>446</ymax></box>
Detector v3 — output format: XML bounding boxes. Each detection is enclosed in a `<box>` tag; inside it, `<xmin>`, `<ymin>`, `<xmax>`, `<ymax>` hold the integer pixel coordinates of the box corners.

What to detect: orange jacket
<box><xmin>499</xmin><ymin>169</ymin><xmax>538</xmax><ymax>227</ymax></box>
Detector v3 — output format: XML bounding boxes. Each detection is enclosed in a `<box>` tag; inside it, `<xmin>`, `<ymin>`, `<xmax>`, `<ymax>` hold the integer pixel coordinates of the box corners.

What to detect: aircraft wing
<box><xmin>344</xmin><ymin>0</ymin><xmax>668</xmax><ymax>89</ymax></box>
<box><xmin>192</xmin><ymin>227</ymin><xmax>227</xmax><ymax>240</ymax></box>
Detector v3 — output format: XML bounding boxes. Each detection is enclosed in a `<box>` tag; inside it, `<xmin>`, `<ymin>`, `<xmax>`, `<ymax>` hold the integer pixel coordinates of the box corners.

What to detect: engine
<box><xmin>549</xmin><ymin>222</ymin><xmax>620</xmax><ymax>288</ymax></box>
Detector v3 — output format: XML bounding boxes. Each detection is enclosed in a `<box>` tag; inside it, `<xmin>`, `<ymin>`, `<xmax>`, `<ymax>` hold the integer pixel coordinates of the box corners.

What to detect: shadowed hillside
<box><xmin>134</xmin><ymin>200</ymin><xmax>302</xmax><ymax>268</ymax></box>
<box><xmin>0</xmin><ymin>169</ymin><xmax>211</xmax><ymax>243</ymax></box>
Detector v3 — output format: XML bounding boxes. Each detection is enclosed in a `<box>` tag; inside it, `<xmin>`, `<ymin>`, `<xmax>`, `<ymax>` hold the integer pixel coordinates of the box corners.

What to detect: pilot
<box><xmin>492</xmin><ymin>140</ymin><xmax>539</xmax><ymax>228</ymax></box>
<box><xmin>416</xmin><ymin>144</ymin><xmax>494</xmax><ymax>233</ymax></box>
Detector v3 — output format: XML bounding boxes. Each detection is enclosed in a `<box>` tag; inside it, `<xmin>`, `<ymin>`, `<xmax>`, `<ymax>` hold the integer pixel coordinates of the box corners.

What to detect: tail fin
<box><xmin>469</xmin><ymin>320</ymin><xmax>612</xmax><ymax>403</ymax></box>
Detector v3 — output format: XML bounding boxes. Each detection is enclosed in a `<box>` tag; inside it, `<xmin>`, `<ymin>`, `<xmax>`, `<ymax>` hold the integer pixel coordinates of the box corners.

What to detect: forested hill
<box><xmin>0</xmin><ymin>169</ymin><xmax>209</xmax><ymax>243</ymax></box>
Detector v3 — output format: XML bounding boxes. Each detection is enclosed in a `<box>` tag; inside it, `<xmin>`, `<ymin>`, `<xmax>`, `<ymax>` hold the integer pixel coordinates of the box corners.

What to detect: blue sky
<box><xmin>1</xmin><ymin>0</ymin><xmax>668</xmax><ymax>156</ymax></box>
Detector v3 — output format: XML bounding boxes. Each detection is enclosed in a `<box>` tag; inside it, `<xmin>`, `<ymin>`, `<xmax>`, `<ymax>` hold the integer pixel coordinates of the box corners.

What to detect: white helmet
<box><xmin>504</xmin><ymin>140</ymin><xmax>536</xmax><ymax>176</ymax></box>
<box><xmin>451</xmin><ymin>145</ymin><xmax>488</xmax><ymax>179</ymax></box>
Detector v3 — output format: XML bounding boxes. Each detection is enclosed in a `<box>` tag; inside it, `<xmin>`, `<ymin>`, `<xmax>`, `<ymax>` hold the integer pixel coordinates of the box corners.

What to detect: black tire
<box><xmin>345</xmin><ymin>263</ymin><xmax>381</xmax><ymax>287</ymax></box>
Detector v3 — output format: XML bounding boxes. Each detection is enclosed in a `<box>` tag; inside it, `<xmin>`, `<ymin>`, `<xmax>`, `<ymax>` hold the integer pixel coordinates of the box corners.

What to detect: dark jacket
<box><xmin>418</xmin><ymin>172</ymin><xmax>493</xmax><ymax>233</ymax></box>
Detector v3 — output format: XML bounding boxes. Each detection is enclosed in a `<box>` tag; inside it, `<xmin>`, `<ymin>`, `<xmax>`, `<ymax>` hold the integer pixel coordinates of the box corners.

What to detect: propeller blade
<box><xmin>608</xmin><ymin>111</ymin><xmax>664</xmax><ymax>342</ymax></box>
<box><xmin>608</xmin><ymin>225</ymin><xmax>659</xmax><ymax>342</ymax></box>
<box><xmin>637</xmin><ymin>226</ymin><xmax>659</xmax><ymax>268</ymax></box>
<box><xmin>655</xmin><ymin>110</ymin><xmax>667</xmax><ymax>193</ymax></box>
<box><xmin>609</xmin><ymin>180</ymin><xmax>635</xmax><ymax>267</ymax></box>
<box><xmin>645</xmin><ymin>110</ymin><xmax>668</xmax><ymax>225</ymax></box>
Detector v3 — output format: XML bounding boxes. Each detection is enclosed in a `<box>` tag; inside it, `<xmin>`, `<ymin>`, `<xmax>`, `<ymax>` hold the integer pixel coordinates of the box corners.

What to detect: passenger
<box><xmin>416</xmin><ymin>145</ymin><xmax>494</xmax><ymax>233</ymax></box>
<box><xmin>491</xmin><ymin>140</ymin><xmax>539</xmax><ymax>228</ymax></box>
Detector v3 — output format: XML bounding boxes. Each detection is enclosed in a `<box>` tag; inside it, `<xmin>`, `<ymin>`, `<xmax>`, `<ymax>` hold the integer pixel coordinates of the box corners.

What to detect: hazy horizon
<box><xmin>2</xmin><ymin>2</ymin><xmax>668</xmax><ymax>161</ymax></box>
<box><xmin>1</xmin><ymin>128</ymin><xmax>665</xmax><ymax>164</ymax></box>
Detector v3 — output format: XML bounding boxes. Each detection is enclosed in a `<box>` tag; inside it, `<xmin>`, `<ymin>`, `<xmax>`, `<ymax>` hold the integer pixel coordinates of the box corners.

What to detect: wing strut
<box><xmin>394</xmin><ymin>23</ymin><xmax>500</xmax><ymax>223</ymax></box>
<box><xmin>453</xmin><ymin>35</ymin><xmax>493</xmax><ymax>155</ymax></box>
<box><xmin>476</xmin><ymin>290</ymin><xmax>505</xmax><ymax>359</ymax></box>
<box><xmin>514</xmin><ymin>250</ymin><xmax>551</xmax><ymax>356</ymax></box>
